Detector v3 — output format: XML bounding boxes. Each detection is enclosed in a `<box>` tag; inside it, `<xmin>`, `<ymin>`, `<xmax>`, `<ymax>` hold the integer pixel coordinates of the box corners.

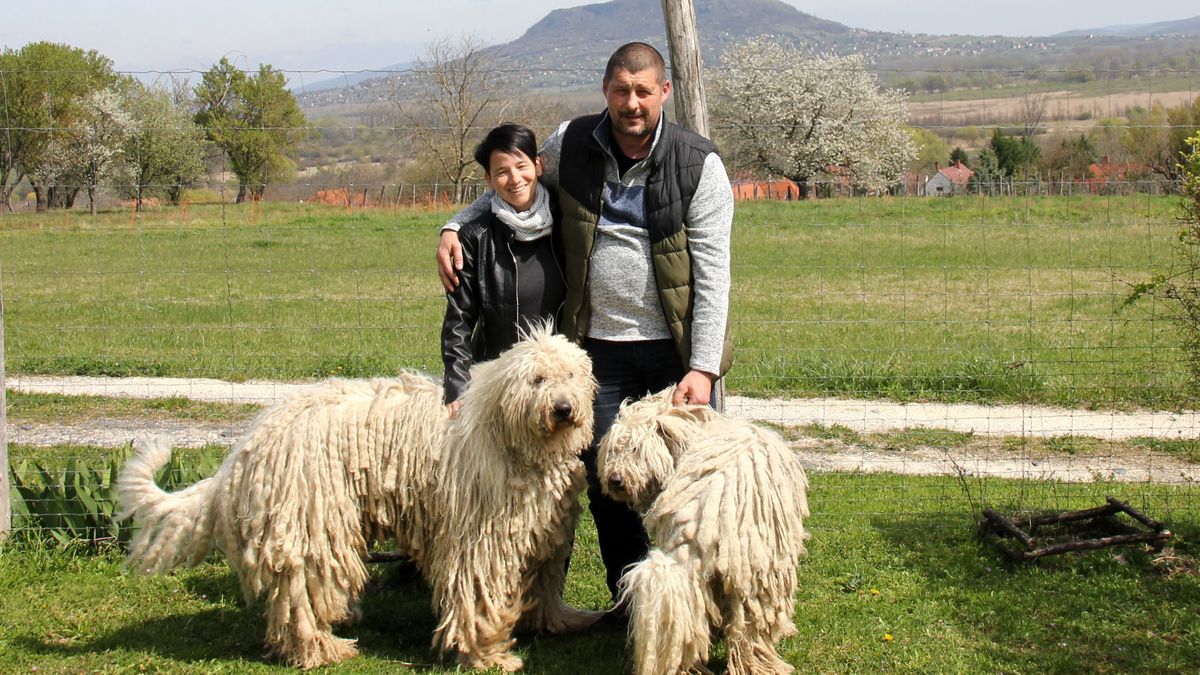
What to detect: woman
<box><xmin>442</xmin><ymin>123</ymin><xmax>565</xmax><ymax>415</ymax></box>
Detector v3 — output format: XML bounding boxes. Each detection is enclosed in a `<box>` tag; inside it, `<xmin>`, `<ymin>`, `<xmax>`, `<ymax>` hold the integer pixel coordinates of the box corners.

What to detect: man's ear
<box><xmin>661</xmin><ymin>79</ymin><xmax>671</xmax><ymax>99</ymax></box>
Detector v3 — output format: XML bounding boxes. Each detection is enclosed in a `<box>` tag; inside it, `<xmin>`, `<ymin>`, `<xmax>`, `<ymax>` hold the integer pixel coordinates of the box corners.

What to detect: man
<box><xmin>437</xmin><ymin>42</ymin><xmax>734</xmax><ymax>614</ymax></box>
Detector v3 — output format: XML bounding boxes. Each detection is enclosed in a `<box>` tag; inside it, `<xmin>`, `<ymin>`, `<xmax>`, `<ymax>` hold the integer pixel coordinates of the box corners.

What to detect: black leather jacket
<box><xmin>441</xmin><ymin>209</ymin><xmax>566</xmax><ymax>403</ymax></box>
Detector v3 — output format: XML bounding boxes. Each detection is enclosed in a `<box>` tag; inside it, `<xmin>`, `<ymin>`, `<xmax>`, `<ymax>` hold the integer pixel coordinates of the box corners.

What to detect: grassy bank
<box><xmin>1</xmin><ymin>470</ymin><xmax>1196</xmax><ymax>673</ymax></box>
<box><xmin>0</xmin><ymin>194</ymin><xmax>1188</xmax><ymax>407</ymax></box>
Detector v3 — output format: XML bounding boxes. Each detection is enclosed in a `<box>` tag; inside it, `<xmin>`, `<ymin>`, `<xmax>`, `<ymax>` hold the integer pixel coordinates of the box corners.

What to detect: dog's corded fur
<box><xmin>118</xmin><ymin>326</ymin><xmax>599</xmax><ymax>670</ymax></box>
<box><xmin>597</xmin><ymin>389</ymin><xmax>809</xmax><ymax>675</ymax></box>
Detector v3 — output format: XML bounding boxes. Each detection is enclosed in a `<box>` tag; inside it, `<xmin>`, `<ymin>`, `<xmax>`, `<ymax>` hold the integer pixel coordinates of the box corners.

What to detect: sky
<box><xmin>2</xmin><ymin>0</ymin><xmax>1198</xmax><ymax>74</ymax></box>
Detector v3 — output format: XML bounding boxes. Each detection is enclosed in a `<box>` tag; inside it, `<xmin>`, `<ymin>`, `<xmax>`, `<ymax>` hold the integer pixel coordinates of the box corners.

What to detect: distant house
<box><xmin>1085</xmin><ymin>159</ymin><xmax>1147</xmax><ymax>193</ymax></box>
<box><xmin>731</xmin><ymin>178</ymin><xmax>799</xmax><ymax>200</ymax></box>
<box><xmin>925</xmin><ymin>161</ymin><xmax>973</xmax><ymax>196</ymax></box>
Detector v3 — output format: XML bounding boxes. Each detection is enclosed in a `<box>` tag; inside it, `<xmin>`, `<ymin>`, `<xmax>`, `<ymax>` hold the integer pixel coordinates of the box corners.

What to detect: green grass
<box><xmin>0</xmin><ymin>195</ymin><xmax>1191</xmax><ymax>407</ymax></box>
<box><xmin>1</xmin><ymin>470</ymin><xmax>1196</xmax><ymax>673</ymax></box>
<box><xmin>6</xmin><ymin>391</ymin><xmax>262</xmax><ymax>425</ymax></box>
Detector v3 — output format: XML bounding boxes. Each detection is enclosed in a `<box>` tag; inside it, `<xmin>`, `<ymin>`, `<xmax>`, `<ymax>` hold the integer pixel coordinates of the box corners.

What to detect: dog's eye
<box><xmin>532</xmin><ymin>375</ymin><xmax>545</xmax><ymax>386</ymax></box>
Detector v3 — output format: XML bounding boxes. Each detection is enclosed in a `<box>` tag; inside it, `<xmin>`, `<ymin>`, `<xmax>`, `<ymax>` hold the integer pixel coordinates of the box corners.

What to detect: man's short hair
<box><xmin>473</xmin><ymin>123</ymin><xmax>539</xmax><ymax>175</ymax></box>
<box><xmin>604</xmin><ymin>42</ymin><xmax>667</xmax><ymax>84</ymax></box>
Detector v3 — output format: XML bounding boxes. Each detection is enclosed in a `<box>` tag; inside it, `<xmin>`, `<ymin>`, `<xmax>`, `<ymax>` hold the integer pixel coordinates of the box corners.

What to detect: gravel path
<box><xmin>7</xmin><ymin>375</ymin><xmax>1200</xmax><ymax>484</ymax></box>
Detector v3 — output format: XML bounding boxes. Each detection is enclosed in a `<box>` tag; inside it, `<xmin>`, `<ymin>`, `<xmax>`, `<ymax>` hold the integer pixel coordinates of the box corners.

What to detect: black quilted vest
<box><xmin>556</xmin><ymin>112</ymin><xmax>733</xmax><ymax>376</ymax></box>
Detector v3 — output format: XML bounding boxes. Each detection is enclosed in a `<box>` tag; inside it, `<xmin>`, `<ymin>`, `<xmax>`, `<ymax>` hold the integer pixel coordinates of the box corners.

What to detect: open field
<box><xmin>906</xmin><ymin>75</ymin><xmax>1200</xmax><ymax>105</ymax></box>
<box><xmin>909</xmin><ymin>89</ymin><xmax>1199</xmax><ymax>128</ymax></box>
<box><xmin>1</xmin><ymin>469</ymin><xmax>1196</xmax><ymax>673</ymax></box>
<box><xmin>0</xmin><ymin>195</ymin><xmax>1191</xmax><ymax>408</ymax></box>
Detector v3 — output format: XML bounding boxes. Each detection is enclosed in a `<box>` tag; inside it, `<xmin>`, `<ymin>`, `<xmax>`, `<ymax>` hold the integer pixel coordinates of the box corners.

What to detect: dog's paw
<box><xmin>549</xmin><ymin>607</ymin><xmax>605</xmax><ymax>634</ymax></box>
<box><xmin>465</xmin><ymin>651</ymin><xmax>524</xmax><ymax>672</ymax></box>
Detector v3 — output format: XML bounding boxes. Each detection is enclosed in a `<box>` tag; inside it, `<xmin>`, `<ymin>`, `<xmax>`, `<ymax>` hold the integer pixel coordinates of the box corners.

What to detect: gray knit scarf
<box><xmin>490</xmin><ymin>186</ymin><xmax>552</xmax><ymax>242</ymax></box>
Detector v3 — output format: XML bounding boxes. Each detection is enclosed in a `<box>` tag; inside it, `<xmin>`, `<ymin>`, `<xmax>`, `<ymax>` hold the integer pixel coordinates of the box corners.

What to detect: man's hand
<box><xmin>673</xmin><ymin>370</ymin><xmax>716</xmax><ymax>406</ymax></box>
<box><xmin>437</xmin><ymin>230</ymin><xmax>463</xmax><ymax>292</ymax></box>
<box><xmin>447</xmin><ymin>400</ymin><xmax>464</xmax><ymax>419</ymax></box>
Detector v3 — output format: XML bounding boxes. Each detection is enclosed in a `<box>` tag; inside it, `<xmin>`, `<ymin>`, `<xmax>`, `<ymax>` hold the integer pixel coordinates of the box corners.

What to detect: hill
<box><xmin>1056</xmin><ymin>14</ymin><xmax>1200</xmax><ymax>37</ymax></box>
<box><xmin>296</xmin><ymin>0</ymin><xmax>1200</xmax><ymax>109</ymax></box>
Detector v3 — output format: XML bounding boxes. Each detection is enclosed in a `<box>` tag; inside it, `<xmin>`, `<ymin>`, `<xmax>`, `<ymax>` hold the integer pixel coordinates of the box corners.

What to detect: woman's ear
<box><xmin>535</xmin><ymin>155</ymin><xmax>544</xmax><ymax>179</ymax></box>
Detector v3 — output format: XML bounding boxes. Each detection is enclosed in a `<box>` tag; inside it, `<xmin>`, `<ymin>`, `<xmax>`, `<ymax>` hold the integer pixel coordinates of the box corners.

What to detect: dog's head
<box><xmin>465</xmin><ymin>323</ymin><xmax>597</xmax><ymax>460</ymax></box>
<box><xmin>596</xmin><ymin>388</ymin><xmax>717</xmax><ymax>511</ymax></box>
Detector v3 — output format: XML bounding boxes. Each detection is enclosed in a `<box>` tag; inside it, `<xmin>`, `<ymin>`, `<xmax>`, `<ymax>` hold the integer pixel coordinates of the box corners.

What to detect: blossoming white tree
<box><xmin>35</xmin><ymin>88</ymin><xmax>131</xmax><ymax>215</ymax></box>
<box><xmin>710</xmin><ymin>37</ymin><xmax>915</xmax><ymax>197</ymax></box>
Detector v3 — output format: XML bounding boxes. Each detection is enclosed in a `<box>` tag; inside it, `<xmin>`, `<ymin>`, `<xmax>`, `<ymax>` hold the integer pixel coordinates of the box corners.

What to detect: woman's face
<box><xmin>487</xmin><ymin>150</ymin><xmax>542</xmax><ymax>212</ymax></box>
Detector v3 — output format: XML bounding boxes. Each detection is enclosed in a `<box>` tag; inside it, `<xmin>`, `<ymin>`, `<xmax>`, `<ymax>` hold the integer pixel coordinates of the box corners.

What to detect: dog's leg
<box><xmin>725</xmin><ymin>632</ymin><xmax>794</xmax><ymax>675</ymax></box>
<box><xmin>434</xmin><ymin>566</ymin><xmax>526</xmax><ymax>672</ymax></box>
<box><xmin>720</xmin><ymin>585</ymin><xmax>795</xmax><ymax>675</ymax></box>
<box><xmin>517</xmin><ymin>526</ymin><xmax>602</xmax><ymax>635</ymax></box>
<box><xmin>264</xmin><ymin>563</ymin><xmax>360</xmax><ymax>669</ymax></box>
<box><xmin>620</xmin><ymin>548</ymin><xmax>712</xmax><ymax>675</ymax></box>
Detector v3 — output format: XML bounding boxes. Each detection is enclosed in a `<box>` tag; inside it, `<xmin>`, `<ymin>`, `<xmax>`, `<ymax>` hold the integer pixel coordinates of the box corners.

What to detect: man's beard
<box><xmin>617</xmin><ymin>113</ymin><xmax>650</xmax><ymax>137</ymax></box>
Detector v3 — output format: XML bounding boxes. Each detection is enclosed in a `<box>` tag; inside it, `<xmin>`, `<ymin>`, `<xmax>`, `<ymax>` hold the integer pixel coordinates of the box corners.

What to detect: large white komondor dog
<box><xmin>597</xmin><ymin>389</ymin><xmax>810</xmax><ymax>675</ymax></box>
<box><xmin>117</xmin><ymin>326</ymin><xmax>598</xmax><ymax>671</ymax></box>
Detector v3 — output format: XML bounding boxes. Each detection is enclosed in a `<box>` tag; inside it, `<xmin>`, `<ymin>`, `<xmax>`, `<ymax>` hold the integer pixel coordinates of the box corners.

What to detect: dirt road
<box><xmin>7</xmin><ymin>375</ymin><xmax>1199</xmax><ymax>483</ymax></box>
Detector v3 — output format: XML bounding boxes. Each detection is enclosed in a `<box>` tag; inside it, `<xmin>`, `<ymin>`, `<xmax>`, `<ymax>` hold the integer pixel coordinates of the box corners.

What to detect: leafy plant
<box><xmin>1123</xmin><ymin>132</ymin><xmax>1200</xmax><ymax>394</ymax></box>
<box><xmin>8</xmin><ymin>445</ymin><xmax>222</xmax><ymax>548</ymax></box>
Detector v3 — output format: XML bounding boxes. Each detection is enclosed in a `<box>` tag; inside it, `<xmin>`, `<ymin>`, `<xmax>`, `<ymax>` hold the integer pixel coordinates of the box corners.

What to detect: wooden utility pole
<box><xmin>1</xmin><ymin>266</ymin><xmax>8</xmax><ymax>541</ymax></box>
<box><xmin>661</xmin><ymin>0</ymin><xmax>725</xmax><ymax>411</ymax></box>
<box><xmin>660</xmin><ymin>0</ymin><xmax>710</xmax><ymax>138</ymax></box>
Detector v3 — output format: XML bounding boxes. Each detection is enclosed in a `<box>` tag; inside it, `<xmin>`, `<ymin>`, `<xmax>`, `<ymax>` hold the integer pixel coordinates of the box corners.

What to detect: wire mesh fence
<box><xmin>2</xmin><ymin>61</ymin><xmax>1199</xmax><ymax>545</ymax></box>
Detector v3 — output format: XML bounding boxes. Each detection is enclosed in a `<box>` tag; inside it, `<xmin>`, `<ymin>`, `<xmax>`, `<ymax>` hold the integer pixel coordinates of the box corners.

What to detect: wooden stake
<box><xmin>661</xmin><ymin>0</ymin><xmax>726</xmax><ymax>411</ymax></box>
<box><xmin>1</xmin><ymin>264</ymin><xmax>9</xmax><ymax>541</ymax></box>
<box><xmin>660</xmin><ymin>0</ymin><xmax>710</xmax><ymax>137</ymax></box>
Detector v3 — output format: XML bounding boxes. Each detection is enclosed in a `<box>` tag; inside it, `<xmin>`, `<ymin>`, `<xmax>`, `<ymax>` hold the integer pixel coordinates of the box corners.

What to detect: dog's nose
<box><xmin>552</xmin><ymin>401</ymin><xmax>573</xmax><ymax>421</ymax></box>
<box><xmin>607</xmin><ymin>473</ymin><xmax>625</xmax><ymax>492</ymax></box>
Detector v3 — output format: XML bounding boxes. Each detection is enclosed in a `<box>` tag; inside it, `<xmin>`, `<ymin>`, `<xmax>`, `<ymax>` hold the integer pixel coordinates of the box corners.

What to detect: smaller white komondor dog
<box><xmin>117</xmin><ymin>326</ymin><xmax>598</xmax><ymax>671</ymax></box>
<box><xmin>597</xmin><ymin>389</ymin><xmax>810</xmax><ymax>675</ymax></box>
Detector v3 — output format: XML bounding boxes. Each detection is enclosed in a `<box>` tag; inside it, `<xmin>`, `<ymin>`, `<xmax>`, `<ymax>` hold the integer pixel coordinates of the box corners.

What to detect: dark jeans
<box><xmin>581</xmin><ymin>338</ymin><xmax>687</xmax><ymax>600</ymax></box>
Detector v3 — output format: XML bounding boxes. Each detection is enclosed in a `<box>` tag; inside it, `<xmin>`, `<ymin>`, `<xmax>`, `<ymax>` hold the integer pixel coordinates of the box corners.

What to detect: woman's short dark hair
<box><xmin>474</xmin><ymin>124</ymin><xmax>539</xmax><ymax>175</ymax></box>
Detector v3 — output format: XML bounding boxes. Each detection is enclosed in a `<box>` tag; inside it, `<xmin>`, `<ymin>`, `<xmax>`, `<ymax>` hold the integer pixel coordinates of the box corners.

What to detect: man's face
<box><xmin>602</xmin><ymin>66</ymin><xmax>670</xmax><ymax>142</ymax></box>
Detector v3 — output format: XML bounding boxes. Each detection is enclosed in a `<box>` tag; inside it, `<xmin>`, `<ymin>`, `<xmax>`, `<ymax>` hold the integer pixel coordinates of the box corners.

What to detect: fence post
<box><xmin>1</xmin><ymin>261</ymin><xmax>9</xmax><ymax>541</ymax></box>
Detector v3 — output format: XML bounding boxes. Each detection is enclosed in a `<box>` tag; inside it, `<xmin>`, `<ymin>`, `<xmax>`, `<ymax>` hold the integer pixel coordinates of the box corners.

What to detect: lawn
<box><xmin>0</xmin><ymin>194</ymin><xmax>1190</xmax><ymax>407</ymax></box>
<box><xmin>1</xmin><ymin>469</ymin><xmax>1196</xmax><ymax>673</ymax></box>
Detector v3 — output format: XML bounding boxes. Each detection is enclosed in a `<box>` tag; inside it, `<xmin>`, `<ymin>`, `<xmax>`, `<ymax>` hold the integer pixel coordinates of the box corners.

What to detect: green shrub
<box><xmin>8</xmin><ymin>445</ymin><xmax>222</xmax><ymax>548</ymax></box>
<box><xmin>1124</xmin><ymin>132</ymin><xmax>1200</xmax><ymax>394</ymax></box>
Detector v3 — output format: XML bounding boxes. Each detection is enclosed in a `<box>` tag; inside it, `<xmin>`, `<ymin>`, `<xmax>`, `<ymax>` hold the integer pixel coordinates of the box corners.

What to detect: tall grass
<box><xmin>0</xmin><ymin>194</ymin><xmax>1187</xmax><ymax>407</ymax></box>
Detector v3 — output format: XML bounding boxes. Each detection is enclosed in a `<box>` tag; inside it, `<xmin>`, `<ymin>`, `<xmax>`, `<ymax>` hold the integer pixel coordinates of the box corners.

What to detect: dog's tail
<box><xmin>618</xmin><ymin>548</ymin><xmax>712</xmax><ymax>675</ymax></box>
<box><xmin>117</xmin><ymin>436</ymin><xmax>220</xmax><ymax>574</ymax></box>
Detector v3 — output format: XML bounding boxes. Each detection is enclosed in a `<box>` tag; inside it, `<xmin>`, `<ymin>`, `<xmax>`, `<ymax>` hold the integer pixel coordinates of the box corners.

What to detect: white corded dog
<box><xmin>118</xmin><ymin>326</ymin><xmax>599</xmax><ymax>670</ymax></box>
<box><xmin>598</xmin><ymin>389</ymin><xmax>810</xmax><ymax>675</ymax></box>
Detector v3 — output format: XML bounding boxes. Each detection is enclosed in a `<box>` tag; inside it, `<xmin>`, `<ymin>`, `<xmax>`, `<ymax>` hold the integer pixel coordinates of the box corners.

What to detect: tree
<box><xmin>194</xmin><ymin>58</ymin><xmax>306</xmax><ymax>202</ymax></box>
<box><xmin>1087</xmin><ymin>118</ymin><xmax>1132</xmax><ymax>165</ymax></box>
<box><xmin>710</xmin><ymin>38</ymin><xmax>916</xmax><ymax>197</ymax></box>
<box><xmin>1130</xmin><ymin>96</ymin><xmax>1200</xmax><ymax>184</ymax></box>
<box><xmin>34</xmin><ymin>88</ymin><xmax>131</xmax><ymax>215</ymax></box>
<box><xmin>949</xmin><ymin>146</ymin><xmax>969</xmax><ymax>167</ymax></box>
<box><xmin>1043</xmin><ymin>135</ymin><xmax>1097</xmax><ymax>180</ymax></box>
<box><xmin>909</xmin><ymin>127</ymin><xmax>950</xmax><ymax>175</ymax></box>
<box><xmin>1123</xmin><ymin>132</ymin><xmax>1200</xmax><ymax>393</ymax></box>
<box><xmin>120</xmin><ymin>80</ymin><xmax>208</xmax><ymax>207</ymax></box>
<box><xmin>990</xmin><ymin>129</ymin><xmax>1040</xmax><ymax>179</ymax></box>
<box><xmin>967</xmin><ymin>147</ymin><xmax>1002</xmax><ymax>195</ymax></box>
<box><xmin>395</xmin><ymin>34</ymin><xmax>514</xmax><ymax>203</ymax></box>
<box><xmin>1125</xmin><ymin>104</ymin><xmax>1175</xmax><ymax>181</ymax></box>
<box><xmin>0</xmin><ymin>42</ymin><xmax>117</xmax><ymax>211</ymax></box>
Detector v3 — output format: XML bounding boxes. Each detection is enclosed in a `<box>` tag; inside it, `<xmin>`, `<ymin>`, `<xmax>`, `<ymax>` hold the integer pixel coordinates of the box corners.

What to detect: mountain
<box><xmin>299</xmin><ymin>62</ymin><xmax>414</xmax><ymax>93</ymax></box>
<box><xmin>296</xmin><ymin>0</ymin><xmax>1200</xmax><ymax>109</ymax></box>
<box><xmin>487</xmin><ymin>0</ymin><xmax>907</xmax><ymax>82</ymax></box>
<box><xmin>1056</xmin><ymin>14</ymin><xmax>1200</xmax><ymax>37</ymax></box>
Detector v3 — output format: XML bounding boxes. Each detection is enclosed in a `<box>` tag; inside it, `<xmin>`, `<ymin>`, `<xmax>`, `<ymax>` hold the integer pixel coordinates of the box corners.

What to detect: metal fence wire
<box><xmin>1</xmin><ymin>63</ymin><xmax>1199</xmax><ymax>544</ymax></box>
